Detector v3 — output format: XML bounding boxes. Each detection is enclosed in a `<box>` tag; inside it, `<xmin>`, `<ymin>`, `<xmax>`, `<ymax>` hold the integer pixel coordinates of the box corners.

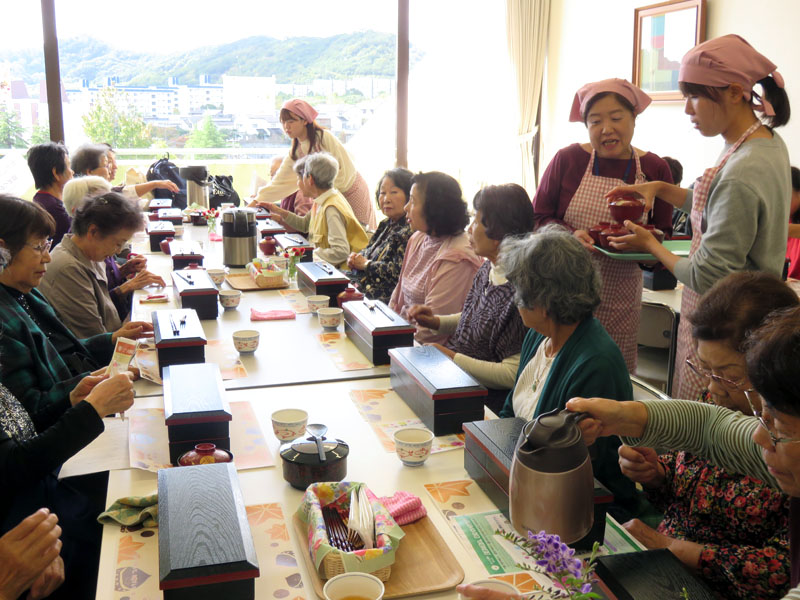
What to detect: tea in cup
<box><xmin>323</xmin><ymin>572</ymin><xmax>385</xmax><ymax>600</ymax></box>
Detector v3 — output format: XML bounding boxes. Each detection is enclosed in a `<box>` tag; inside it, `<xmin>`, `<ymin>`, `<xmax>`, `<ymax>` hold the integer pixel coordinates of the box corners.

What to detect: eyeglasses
<box><xmin>744</xmin><ymin>389</ymin><xmax>800</xmax><ymax>446</ymax></box>
<box><xmin>25</xmin><ymin>239</ymin><xmax>52</xmax><ymax>255</ymax></box>
<box><xmin>685</xmin><ymin>358</ymin><xmax>746</xmax><ymax>391</ymax></box>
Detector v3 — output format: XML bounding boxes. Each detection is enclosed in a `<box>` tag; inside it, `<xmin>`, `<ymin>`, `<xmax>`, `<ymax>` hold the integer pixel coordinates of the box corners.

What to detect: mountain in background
<box><xmin>2</xmin><ymin>30</ymin><xmax>415</xmax><ymax>86</ymax></box>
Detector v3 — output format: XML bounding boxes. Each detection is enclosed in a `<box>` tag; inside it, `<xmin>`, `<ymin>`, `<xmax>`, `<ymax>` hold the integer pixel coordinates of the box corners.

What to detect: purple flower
<box><xmin>581</xmin><ymin>583</ymin><xmax>593</xmax><ymax>594</ymax></box>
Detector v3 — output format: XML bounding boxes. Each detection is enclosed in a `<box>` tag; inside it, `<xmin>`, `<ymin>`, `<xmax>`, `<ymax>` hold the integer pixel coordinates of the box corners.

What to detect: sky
<box><xmin>0</xmin><ymin>0</ymin><xmax>455</xmax><ymax>54</ymax></box>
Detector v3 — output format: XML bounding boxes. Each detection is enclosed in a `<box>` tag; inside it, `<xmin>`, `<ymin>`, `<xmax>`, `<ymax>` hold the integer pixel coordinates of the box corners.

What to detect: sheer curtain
<box><xmin>506</xmin><ymin>0</ymin><xmax>550</xmax><ymax>196</ymax></box>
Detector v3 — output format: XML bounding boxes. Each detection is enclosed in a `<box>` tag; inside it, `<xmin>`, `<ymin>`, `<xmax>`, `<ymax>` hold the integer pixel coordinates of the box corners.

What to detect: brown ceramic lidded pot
<box><xmin>177</xmin><ymin>443</ymin><xmax>234</xmax><ymax>466</ymax></box>
<box><xmin>259</xmin><ymin>236</ymin><xmax>277</xmax><ymax>256</ymax></box>
<box><xmin>337</xmin><ymin>285</ymin><xmax>364</xmax><ymax>308</ymax></box>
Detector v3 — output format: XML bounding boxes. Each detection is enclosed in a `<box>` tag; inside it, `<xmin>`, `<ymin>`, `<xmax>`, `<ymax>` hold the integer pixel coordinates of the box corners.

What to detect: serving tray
<box><xmin>293</xmin><ymin>514</ymin><xmax>463</xmax><ymax>598</ymax></box>
<box><xmin>225</xmin><ymin>273</ymin><xmax>288</xmax><ymax>291</ymax></box>
<box><xmin>594</xmin><ymin>239</ymin><xmax>691</xmax><ymax>261</ymax></box>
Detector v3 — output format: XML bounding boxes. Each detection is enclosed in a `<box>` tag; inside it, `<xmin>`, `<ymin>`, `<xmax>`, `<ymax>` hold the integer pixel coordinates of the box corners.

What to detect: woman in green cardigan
<box><xmin>497</xmin><ymin>226</ymin><xmax>636</xmax><ymax>513</ymax></box>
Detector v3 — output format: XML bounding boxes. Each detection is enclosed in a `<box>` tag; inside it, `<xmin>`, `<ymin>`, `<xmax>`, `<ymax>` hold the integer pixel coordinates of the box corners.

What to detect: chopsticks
<box><xmin>317</xmin><ymin>262</ymin><xmax>334</xmax><ymax>275</ymax></box>
<box><xmin>365</xmin><ymin>299</ymin><xmax>394</xmax><ymax>322</ymax></box>
<box><xmin>322</xmin><ymin>506</ymin><xmax>358</xmax><ymax>552</ymax></box>
<box><xmin>169</xmin><ymin>315</ymin><xmax>180</xmax><ymax>336</ymax></box>
<box><xmin>285</xmin><ymin>235</ymin><xmax>307</xmax><ymax>246</ymax></box>
<box><xmin>174</xmin><ymin>271</ymin><xmax>194</xmax><ymax>286</ymax></box>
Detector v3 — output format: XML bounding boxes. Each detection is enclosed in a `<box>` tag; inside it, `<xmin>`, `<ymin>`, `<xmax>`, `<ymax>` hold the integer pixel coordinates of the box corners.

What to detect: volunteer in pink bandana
<box><xmin>533</xmin><ymin>78</ymin><xmax>674</xmax><ymax>373</ymax></box>
<box><xmin>251</xmin><ymin>99</ymin><xmax>377</xmax><ymax>230</ymax></box>
<box><xmin>606</xmin><ymin>35</ymin><xmax>791</xmax><ymax>401</ymax></box>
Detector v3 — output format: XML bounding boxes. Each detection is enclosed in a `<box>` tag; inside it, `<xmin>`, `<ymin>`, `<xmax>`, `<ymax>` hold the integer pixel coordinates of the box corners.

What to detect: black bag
<box><xmin>146</xmin><ymin>155</ymin><xmax>187</xmax><ymax>209</ymax></box>
<box><xmin>208</xmin><ymin>174</ymin><xmax>241</xmax><ymax>209</ymax></box>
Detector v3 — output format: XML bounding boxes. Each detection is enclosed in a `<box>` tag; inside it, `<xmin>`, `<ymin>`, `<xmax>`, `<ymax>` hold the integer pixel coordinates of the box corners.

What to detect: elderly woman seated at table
<box><xmin>259</xmin><ymin>152</ymin><xmax>368</xmax><ymax>268</ymax></box>
<box><xmin>617</xmin><ymin>272</ymin><xmax>796</xmax><ymax>599</ymax></box>
<box><xmin>0</xmin><ymin>195</ymin><xmax>150</xmax><ymax>415</ymax></box>
<box><xmin>563</xmin><ymin>304</ymin><xmax>800</xmax><ymax>600</ymax></box>
<box><xmin>62</xmin><ymin>178</ymin><xmax>163</xmax><ymax>321</ymax></box>
<box><xmin>27</xmin><ymin>142</ymin><xmax>74</xmax><ymax>248</ymax></box>
<box><xmin>390</xmin><ymin>171</ymin><xmax>483</xmax><ymax>344</ymax></box>
<box><xmin>407</xmin><ymin>184</ymin><xmax>534</xmax><ymax>410</ymax></box>
<box><xmin>39</xmin><ymin>191</ymin><xmax>160</xmax><ymax>337</ymax></box>
<box><xmin>71</xmin><ymin>143</ymin><xmax>178</xmax><ymax>203</ymax></box>
<box><xmin>346</xmin><ymin>168</ymin><xmax>413</xmax><ymax>303</ymax></box>
<box><xmin>497</xmin><ymin>226</ymin><xmax>636</xmax><ymax>513</ymax></box>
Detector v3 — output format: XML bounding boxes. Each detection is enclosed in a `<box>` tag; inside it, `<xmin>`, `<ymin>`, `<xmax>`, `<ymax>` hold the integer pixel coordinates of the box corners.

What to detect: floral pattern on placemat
<box><xmin>350</xmin><ymin>390</ymin><xmax>465</xmax><ymax>453</ymax></box>
<box><xmin>111</xmin><ymin>503</ymin><xmax>305</xmax><ymax>599</ymax></box>
<box><xmin>317</xmin><ymin>333</ymin><xmax>373</xmax><ymax>371</ymax></box>
<box><xmin>206</xmin><ymin>339</ymin><xmax>248</xmax><ymax>380</ymax></box>
<box><xmin>278</xmin><ymin>289</ymin><xmax>311</xmax><ymax>314</ymax></box>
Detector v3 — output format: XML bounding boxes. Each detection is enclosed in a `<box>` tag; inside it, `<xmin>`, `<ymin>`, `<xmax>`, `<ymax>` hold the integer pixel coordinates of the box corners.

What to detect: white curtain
<box><xmin>506</xmin><ymin>0</ymin><xmax>550</xmax><ymax>196</ymax></box>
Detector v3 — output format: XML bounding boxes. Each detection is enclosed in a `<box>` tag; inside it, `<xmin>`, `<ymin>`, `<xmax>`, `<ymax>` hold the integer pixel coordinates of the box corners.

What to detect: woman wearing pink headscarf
<box><xmin>250</xmin><ymin>99</ymin><xmax>377</xmax><ymax>230</ymax></box>
<box><xmin>606</xmin><ymin>35</ymin><xmax>791</xmax><ymax>401</ymax></box>
<box><xmin>533</xmin><ymin>78</ymin><xmax>674</xmax><ymax>373</ymax></box>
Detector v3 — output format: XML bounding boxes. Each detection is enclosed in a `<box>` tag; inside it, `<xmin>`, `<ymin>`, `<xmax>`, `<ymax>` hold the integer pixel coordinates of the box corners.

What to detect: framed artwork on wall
<box><xmin>633</xmin><ymin>0</ymin><xmax>706</xmax><ymax>101</ymax></box>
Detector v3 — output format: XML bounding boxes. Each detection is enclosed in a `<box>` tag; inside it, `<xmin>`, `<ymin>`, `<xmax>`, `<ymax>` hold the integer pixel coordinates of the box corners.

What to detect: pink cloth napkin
<box><xmin>209</xmin><ymin>233</ymin><xmax>223</xmax><ymax>241</ymax></box>
<box><xmin>367</xmin><ymin>490</ymin><xmax>427</xmax><ymax>525</ymax></box>
<box><xmin>250</xmin><ymin>308</ymin><xmax>296</xmax><ymax>321</ymax></box>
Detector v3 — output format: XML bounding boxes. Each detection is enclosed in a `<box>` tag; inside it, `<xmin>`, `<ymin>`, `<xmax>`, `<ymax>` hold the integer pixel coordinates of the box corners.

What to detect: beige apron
<box><xmin>563</xmin><ymin>149</ymin><xmax>645</xmax><ymax>372</ymax></box>
<box><xmin>672</xmin><ymin>120</ymin><xmax>764</xmax><ymax>400</ymax></box>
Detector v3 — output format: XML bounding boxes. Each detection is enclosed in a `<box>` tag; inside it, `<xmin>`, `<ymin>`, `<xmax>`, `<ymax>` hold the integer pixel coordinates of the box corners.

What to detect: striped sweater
<box><xmin>622</xmin><ymin>400</ymin><xmax>800</xmax><ymax>600</ymax></box>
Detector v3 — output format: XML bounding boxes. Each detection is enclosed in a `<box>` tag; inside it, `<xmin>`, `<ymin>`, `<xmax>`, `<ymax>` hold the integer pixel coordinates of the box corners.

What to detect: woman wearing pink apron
<box><xmin>250</xmin><ymin>99</ymin><xmax>377</xmax><ymax>230</ymax></box>
<box><xmin>533</xmin><ymin>79</ymin><xmax>675</xmax><ymax>372</ymax></box>
<box><xmin>607</xmin><ymin>35</ymin><xmax>791</xmax><ymax>400</ymax></box>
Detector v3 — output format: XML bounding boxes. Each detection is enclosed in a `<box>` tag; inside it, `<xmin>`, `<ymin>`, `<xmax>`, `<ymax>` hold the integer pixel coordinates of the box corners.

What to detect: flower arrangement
<box><xmin>203</xmin><ymin>208</ymin><xmax>220</xmax><ymax>233</ymax></box>
<box><xmin>497</xmin><ymin>529</ymin><xmax>600</xmax><ymax>599</ymax></box>
<box><xmin>282</xmin><ymin>246</ymin><xmax>306</xmax><ymax>279</ymax></box>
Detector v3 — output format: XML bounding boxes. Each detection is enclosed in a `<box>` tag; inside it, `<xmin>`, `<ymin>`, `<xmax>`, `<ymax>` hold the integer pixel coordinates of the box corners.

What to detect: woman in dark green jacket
<box><xmin>498</xmin><ymin>226</ymin><xmax>635</xmax><ymax>514</ymax></box>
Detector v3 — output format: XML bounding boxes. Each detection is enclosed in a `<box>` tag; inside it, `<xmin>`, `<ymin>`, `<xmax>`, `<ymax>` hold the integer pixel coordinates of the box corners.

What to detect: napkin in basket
<box><xmin>250</xmin><ymin>308</ymin><xmax>296</xmax><ymax>321</ymax></box>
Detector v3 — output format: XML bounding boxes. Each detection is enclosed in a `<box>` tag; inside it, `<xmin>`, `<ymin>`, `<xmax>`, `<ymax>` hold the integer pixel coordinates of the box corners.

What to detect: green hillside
<box><xmin>1</xmin><ymin>31</ymin><xmax>415</xmax><ymax>86</ymax></box>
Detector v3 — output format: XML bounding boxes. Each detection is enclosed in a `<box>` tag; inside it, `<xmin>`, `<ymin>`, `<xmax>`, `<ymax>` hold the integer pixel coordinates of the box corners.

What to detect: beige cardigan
<box><xmin>39</xmin><ymin>234</ymin><xmax>122</xmax><ymax>338</ymax></box>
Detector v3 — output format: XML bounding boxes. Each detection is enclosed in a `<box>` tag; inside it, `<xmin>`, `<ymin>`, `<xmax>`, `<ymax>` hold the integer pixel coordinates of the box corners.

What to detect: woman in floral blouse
<box><xmin>619</xmin><ymin>272</ymin><xmax>797</xmax><ymax>599</ymax></box>
<box><xmin>347</xmin><ymin>168</ymin><xmax>413</xmax><ymax>303</ymax></box>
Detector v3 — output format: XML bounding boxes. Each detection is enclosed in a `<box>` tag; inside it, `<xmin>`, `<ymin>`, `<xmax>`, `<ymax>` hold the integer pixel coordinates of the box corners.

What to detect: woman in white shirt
<box><xmin>249</xmin><ymin>99</ymin><xmax>376</xmax><ymax>230</ymax></box>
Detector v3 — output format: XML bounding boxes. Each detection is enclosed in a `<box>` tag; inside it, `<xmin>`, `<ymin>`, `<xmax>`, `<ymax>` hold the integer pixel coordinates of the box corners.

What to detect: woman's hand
<box><xmin>622</xmin><ymin>519</ymin><xmax>672</xmax><ymax>550</ymax></box>
<box><xmin>69</xmin><ymin>375</ymin><xmax>105</xmax><ymax>406</ymax></box>
<box><xmin>26</xmin><ymin>555</ymin><xmax>64</xmax><ymax>600</ymax></box>
<box><xmin>425</xmin><ymin>342</ymin><xmax>455</xmax><ymax>360</ymax></box>
<box><xmin>456</xmin><ymin>584</ymin><xmax>519</xmax><ymax>600</ymax></box>
<box><xmin>348</xmin><ymin>252</ymin><xmax>369</xmax><ymax>270</ymax></box>
<box><xmin>565</xmin><ymin>397</ymin><xmax>649</xmax><ymax>445</ymax></box>
<box><xmin>119</xmin><ymin>255</ymin><xmax>147</xmax><ymax>277</ymax></box>
<box><xmin>618</xmin><ymin>445</ymin><xmax>666</xmax><ymax>488</ymax></box>
<box><xmin>112</xmin><ymin>321</ymin><xmax>154</xmax><ymax>342</ymax></box>
<box><xmin>605</xmin><ymin>181</ymin><xmax>661</xmax><ymax>212</ymax></box>
<box><xmin>120</xmin><ymin>270</ymin><xmax>166</xmax><ymax>294</ymax></box>
<box><xmin>85</xmin><ymin>372</ymin><xmax>135</xmax><ymax>418</ymax></box>
<box><xmin>0</xmin><ymin>509</ymin><xmax>62</xmax><ymax>600</ymax></box>
<box><xmin>608</xmin><ymin>220</ymin><xmax>659</xmax><ymax>254</ymax></box>
<box><xmin>407</xmin><ymin>305</ymin><xmax>440</xmax><ymax>330</ymax></box>
<box><xmin>573</xmin><ymin>229</ymin><xmax>598</xmax><ymax>252</ymax></box>
<box><xmin>258</xmin><ymin>202</ymin><xmax>288</xmax><ymax>225</ymax></box>
<box><xmin>154</xmin><ymin>180</ymin><xmax>179</xmax><ymax>193</ymax></box>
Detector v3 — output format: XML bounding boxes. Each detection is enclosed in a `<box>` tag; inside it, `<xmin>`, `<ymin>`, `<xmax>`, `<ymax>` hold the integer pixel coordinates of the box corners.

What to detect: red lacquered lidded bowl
<box><xmin>177</xmin><ymin>443</ymin><xmax>234</xmax><ymax>466</ymax></box>
<box><xmin>599</xmin><ymin>224</ymin><xmax>629</xmax><ymax>250</ymax></box>
<box><xmin>589</xmin><ymin>222</ymin><xmax>610</xmax><ymax>246</ymax></box>
<box><xmin>643</xmin><ymin>224</ymin><xmax>666</xmax><ymax>244</ymax></box>
<box><xmin>609</xmin><ymin>195</ymin><xmax>645</xmax><ymax>224</ymax></box>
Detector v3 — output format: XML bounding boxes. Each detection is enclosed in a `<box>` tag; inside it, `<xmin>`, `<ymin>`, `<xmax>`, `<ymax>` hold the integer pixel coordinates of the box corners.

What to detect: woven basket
<box><xmin>249</xmin><ymin>264</ymin><xmax>288</xmax><ymax>289</ymax></box>
<box><xmin>321</xmin><ymin>552</ymin><xmax>392</xmax><ymax>581</ymax></box>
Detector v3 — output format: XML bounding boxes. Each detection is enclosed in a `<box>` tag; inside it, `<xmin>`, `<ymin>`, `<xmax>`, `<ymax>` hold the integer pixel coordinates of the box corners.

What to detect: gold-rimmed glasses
<box><xmin>685</xmin><ymin>358</ymin><xmax>745</xmax><ymax>391</ymax></box>
<box><xmin>744</xmin><ymin>389</ymin><xmax>800</xmax><ymax>446</ymax></box>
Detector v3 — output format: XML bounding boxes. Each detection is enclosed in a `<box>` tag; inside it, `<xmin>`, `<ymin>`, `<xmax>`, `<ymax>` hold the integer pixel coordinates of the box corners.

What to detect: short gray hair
<box><xmin>62</xmin><ymin>175</ymin><xmax>112</xmax><ymax>216</ymax></box>
<box><xmin>301</xmin><ymin>152</ymin><xmax>338</xmax><ymax>190</ymax></box>
<box><xmin>499</xmin><ymin>225</ymin><xmax>601</xmax><ymax>325</ymax></box>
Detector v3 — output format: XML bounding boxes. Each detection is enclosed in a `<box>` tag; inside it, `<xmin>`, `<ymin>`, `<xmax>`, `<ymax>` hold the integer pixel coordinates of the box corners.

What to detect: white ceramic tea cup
<box><xmin>307</xmin><ymin>295</ymin><xmax>330</xmax><ymax>314</ymax></box>
<box><xmin>270</xmin><ymin>408</ymin><xmax>309</xmax><ymax>441</ymax></box>
<box><xmin>317</xmin><ymin>307</ymin><xmax>344</xmax><ymax>329</ymax></box>
<box><xmin>232</xmin><ymin>329</ymin><xmax>259</xmax><ymax>353</ymax></box>
<box><xmin>323</xmin><ymin>572</ymin><xmax>385</xmax><ymax>600</ymax></box>
<box><xmin>393</xmin><ymin>427</ymin><xmax>434</xmax><ymax>467</ymax></box>
<box><xmin>219</xmin><ymin>289</ymin><xmax>242</xmax><ymax>309</ymax></box>
<box><xmin>207</xmin><ymin>268</ymin><xmax>227</xmax><ymax>286</ymax></box>
<box><xmin>458</xmin><ymin>579</ymin><xmax>519</xmax><ymax>600</ymax></box>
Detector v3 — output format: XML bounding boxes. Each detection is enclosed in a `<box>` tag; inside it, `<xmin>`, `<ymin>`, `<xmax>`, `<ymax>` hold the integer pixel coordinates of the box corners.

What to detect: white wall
<box><xmin>542</xmin><ymin>0</ymin><xmax>800</xmax><ymax>185</ymax></box>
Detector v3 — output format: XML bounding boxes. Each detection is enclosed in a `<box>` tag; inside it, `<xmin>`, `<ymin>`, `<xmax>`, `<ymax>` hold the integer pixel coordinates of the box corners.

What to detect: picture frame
<box><xmin>633</xmin><ymin>0</ymin><xmax>706</xmax><ymax>101</ymax></box>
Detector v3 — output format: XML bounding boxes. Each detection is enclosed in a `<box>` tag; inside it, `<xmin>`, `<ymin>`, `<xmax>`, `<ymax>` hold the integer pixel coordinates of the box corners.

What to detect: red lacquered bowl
<box><xmin>589</xmin><ymin>222</ymin><xmax>610</xmax><ymax>246</ymax></box>
<box><xmin>177</xmin><ymin>443</ymin><xmax>234</xmax><ymax>466</ymax></box>
<box><xmin>599</xmin><ymin>225</ymin><xmax>629</xmax><ymax>250</ymax></box>
<box><xmin>159</xmin><ymin>237</ymin><xmax>175</xmax><ymax>254</ymax></box>
<box><xmin>643</xmin><ymin>224</ymin><xmax>666</xmax><ymax>244</ymax></box>
<box><xmin>609</xmin><ymin>199</ymin><xmax>645</xmax><ymax>224</ymax></box>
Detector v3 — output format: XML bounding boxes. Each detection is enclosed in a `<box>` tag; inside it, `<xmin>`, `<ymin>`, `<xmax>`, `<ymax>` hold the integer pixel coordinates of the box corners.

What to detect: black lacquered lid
<box><xmin>279</xmin><ymin>436</ymin><xmax>349</xmax><ymax>466</ymax></box>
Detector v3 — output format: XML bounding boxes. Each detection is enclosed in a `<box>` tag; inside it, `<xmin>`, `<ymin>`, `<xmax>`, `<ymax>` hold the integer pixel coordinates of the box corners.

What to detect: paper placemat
<box><xmin>111</xmin><ymin>503</ymin><xmax>304</xmax><ymax>600</ymax></box>
<box><xmin>128</xmin><ymin>401</ymin><xmax>273</xmax><ymax>472</ymax></box>
<box><xmin>350</xmin><ymin>389</ymin><xmax>465</xmax><ymax>453</ymax></box>
<box><xmin>279</xmin><ymin>289</ymin><xmax>311</xmax><ymax>314</ymax></box>
<box><xmin>317</xmin><ymin>332</ymin><xmax>373</xmax><ymax>371</ymax></box>
<box><xmin>59</xmin><ymin>417</ymin><xmax>131</xmax><ymax>479</ymax></box>
<box><xmin>206</xmin><ymin>339</ymin><xmax>248</xmax><ymax>380</ymax></box>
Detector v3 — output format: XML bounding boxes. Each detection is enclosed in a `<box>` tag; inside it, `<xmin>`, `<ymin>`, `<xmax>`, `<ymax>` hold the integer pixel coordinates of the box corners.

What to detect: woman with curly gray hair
<box><xmin>498</xmin><ymin>225</ymin><xmax>637</xmax><ymax>517</ymax></box>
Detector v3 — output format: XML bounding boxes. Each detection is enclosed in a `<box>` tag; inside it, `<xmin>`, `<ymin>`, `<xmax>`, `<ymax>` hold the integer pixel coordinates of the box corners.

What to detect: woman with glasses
<box><xmin>250</xmin><ymin>99</ymin><xmax>377</xmax><ymax>230</ymax></box>
<box><xmin>494</xmin><ymin>227</ymin><xmax>637</xmax><ymax>519</ymax></box>
<box><xmin>566</xmin><ymin>302</ymin><xmax>800</xmax><ymax>600</ymax></box>
<box><xmin>616</xmin><ymin>272</ymin><xmax>797</xmax><ymax>599</ymax></box>
<box><xmin>0</xmin><ymin>195</ymin><xmax>151</xmax><ymax>416</ymax></box>
<box><xmin>40</xmin><ymin>192</ymin><xmax>159</xmax><ymax>337</ymax></box>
